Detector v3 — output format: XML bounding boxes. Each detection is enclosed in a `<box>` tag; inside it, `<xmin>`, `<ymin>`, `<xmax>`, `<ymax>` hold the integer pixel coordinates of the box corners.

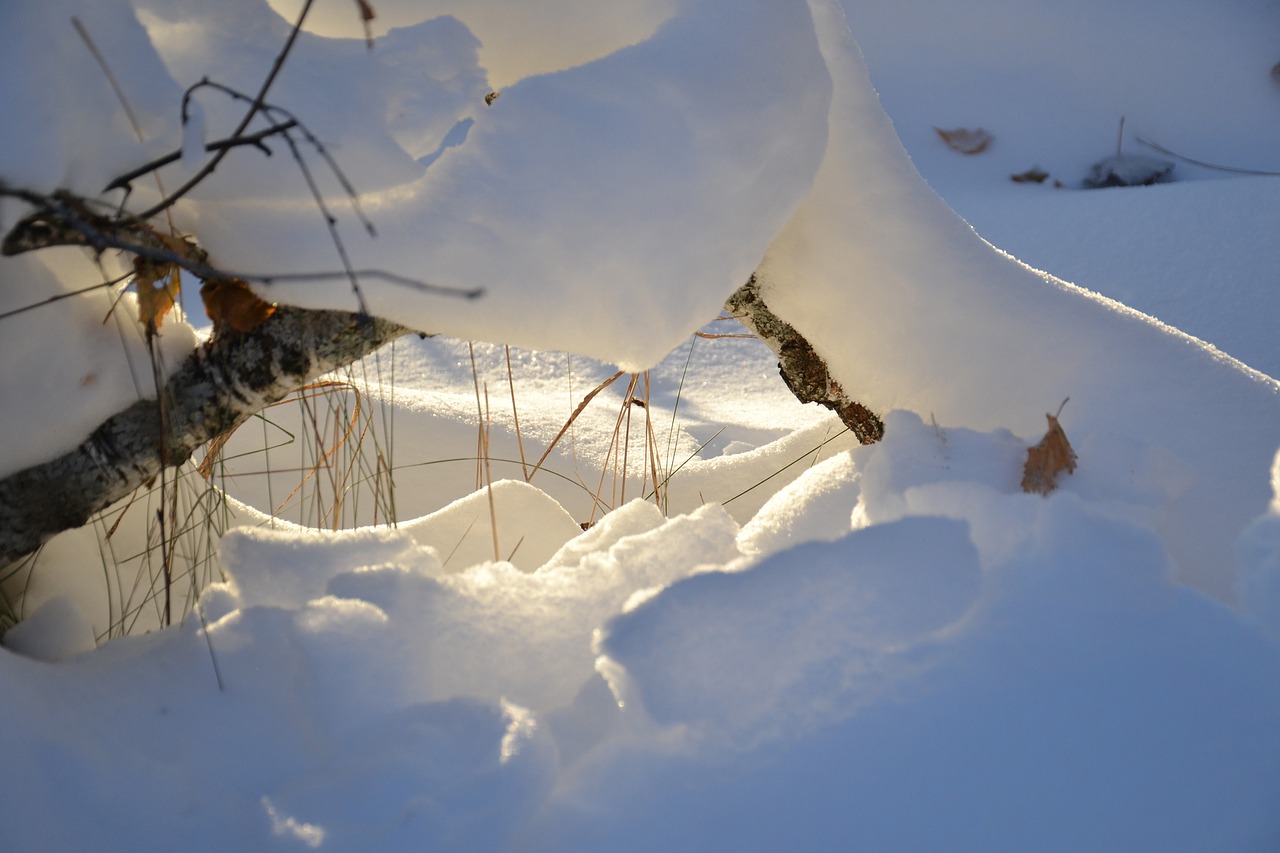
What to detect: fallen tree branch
<box><xmin>0</xmin><ymin>305</ymin><xmax>411</xmax><ymax>565</ymax></box>
<box><xmin>726</xmin><ymin>274</ymin><xmax>883</xmax><ymax>444</ymax></box>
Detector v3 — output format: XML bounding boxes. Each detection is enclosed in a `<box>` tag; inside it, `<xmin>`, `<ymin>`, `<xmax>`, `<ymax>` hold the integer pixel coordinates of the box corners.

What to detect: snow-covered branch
<box><xmin>726</xmin><ymin>275</ymin><xmax>883</xmax><ymax>444</ymax></box>
<box><xmin>0</xmin><ymin>305</ymin><xmax>409</xmax><ymax>565</ymax></box>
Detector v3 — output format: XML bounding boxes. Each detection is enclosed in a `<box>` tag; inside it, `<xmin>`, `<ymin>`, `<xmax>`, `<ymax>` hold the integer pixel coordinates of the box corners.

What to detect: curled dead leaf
<box><xmin>133</xmin><ymin>256</ymin><xmax>180</xmax><ymax>336</ymax></box>
<box><xmin>200</xmin><ymin>278</ymin><xmax>277</xmax><ymax>334</ymax></box>
<box><xmin>131</xmin><ymin>232</ymin><xmax>194</xmax><ymax>336</ymax></box>
<box><xmin>1021</xmin><ymin>400</ymin><xmax>1077</xmax><ymax>495</ymax></box>
<box><xmin>1011</xmin><ymin>166</ymin><xmax>1050</xmax><ymax>184</ymax></box>
<box><xmin>934</xmin><ymin>126</ymin><xmax>993</xmax><ymax>155</ymax></box>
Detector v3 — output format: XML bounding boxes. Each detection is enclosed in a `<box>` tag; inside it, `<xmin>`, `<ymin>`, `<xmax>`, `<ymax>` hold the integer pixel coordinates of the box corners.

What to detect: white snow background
<box><xmin>1</xmin><ymin>0</ymin><xmax>1279</xmax><ymax>849</ymax></box>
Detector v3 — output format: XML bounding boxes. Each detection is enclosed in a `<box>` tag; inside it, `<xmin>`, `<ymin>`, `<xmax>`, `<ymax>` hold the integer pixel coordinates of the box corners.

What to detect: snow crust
<box><xmin>2</xmin><ymin>0</ymin><xmax>1280</xmax><ymax>849</ymax></box>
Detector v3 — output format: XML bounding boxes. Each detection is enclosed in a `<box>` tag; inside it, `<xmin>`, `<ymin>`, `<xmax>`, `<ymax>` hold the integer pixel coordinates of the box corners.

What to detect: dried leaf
<box><xmin>1011</xmin><ymin>166</ymin><xmax>1050</xmax><ymax>184</ymax></box>
<box><xmin>1021</xmin><ymin>401</ymin><xmax>1077</xmax><ymax>495</ymax></box>
<box><xmin>200</xmin><ymin>278</ymin><xmax>277</xmax><ymax>334</ymax></box>
<box><xmin>131</xmin><ymin>232</ymin><xmax>196</xmax><ymax>335</ymax></box>
<box><xmin>934</xmin><ymin>126</ymin><xmax>993</xmax><ymax>155</ymax></box>
<box><xmin>133</xmin><ymin>256</ymin><xmax>180</xmax><ymax>336</ymax></box>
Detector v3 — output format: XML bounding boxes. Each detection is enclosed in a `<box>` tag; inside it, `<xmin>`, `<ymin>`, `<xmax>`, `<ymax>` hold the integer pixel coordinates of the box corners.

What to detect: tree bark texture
<box><xmin>725</xmin><ymin>275</ymin><xmax>884</xmax><ymax>444</ymax></box>
<box><xmin>0</xmin><ymin>306</ymin><xmax>409</xmax><ymax>565</ymax></box>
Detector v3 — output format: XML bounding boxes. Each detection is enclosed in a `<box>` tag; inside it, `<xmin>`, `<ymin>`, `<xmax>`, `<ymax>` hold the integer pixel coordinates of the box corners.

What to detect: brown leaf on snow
<box><xmin>934</xmin><ymin>126</ymin><xmax>993</xmax><ymax>155</ymax></box>
<box><xmin>1021</xmin><ymin>401</ymin><xmax>1077</xmax><ymax>495</ymax></box>
<box><xmin>1011</xmin><ymin>166</ymin><xmax>1050</xmax><ymax>184</ymax></box>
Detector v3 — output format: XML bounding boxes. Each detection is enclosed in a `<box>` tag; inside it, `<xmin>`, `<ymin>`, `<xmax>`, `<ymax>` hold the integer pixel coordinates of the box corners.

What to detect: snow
<box><xmin>2</xmin><ymin>0</ymin><xmax>1280</xmax><ymax>850</ymax></box>
<box><xmin>135</xmin><ymin>0</ymin><xmax>834</xmax><ymax>369</ymax></box>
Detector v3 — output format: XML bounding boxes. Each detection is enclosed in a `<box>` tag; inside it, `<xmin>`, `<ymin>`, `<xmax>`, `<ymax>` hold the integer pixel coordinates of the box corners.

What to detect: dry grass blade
<box><xmin>506</xmin><ymin>345</ymin><xmax>530</xmax><ymax>480</ymax></box>
<box><xmin>606</xmin><ymin>374</ymin><xmax>642</xmax><ymax>511</ymax></box>
<box><xmin>722</xmin><ymin>427</ymin><xmax>851</xmax><ymax>506</ymax></box>
<box><xmin>529</xmin><ymin>370</ymin><xmax>625</xmax><ymax>479</ymax></box>
<box><xmin>468</xmin><ymin>343</ymin><xmax>500</xmax><ymax>561</ymax></box>
<box><xmin>270</xmin><ymin>383</ymin><xmax>367</xmax><ymax>524</ymax></box>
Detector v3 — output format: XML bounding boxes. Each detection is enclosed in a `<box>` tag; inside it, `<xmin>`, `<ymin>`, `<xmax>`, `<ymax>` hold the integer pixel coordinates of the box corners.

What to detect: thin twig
<box><xmin>644</xmin><ymin>426</ymin><xmax>727</xmax><ymax>503</ymax></box>
<box><xmin>0</xmin><ymin>272</ymin><xmax>130</xmax><ymax>322</ymax></box>
<box><xmin>138</xmin><ymin>0</ymin><xmax>317</xmax><ymax>219</ymax></box>
<box><xmin>71</xmin><ymin>17</ymin><xmax>146</xmax><ymax>142</ymax></box>
<box><xmin>721</xmin><ymin>427</ymin><xmax>851</xmax><ymax>506</ymax></box>
<box><xmin>104</xmin><ymin>121</ymin><xmax>299</xmax><ymax>193</ymax></box>
<box><xmin>0</xmin><ymin>184</ymin><xmax>482</xmax><ymax>303</ymax></box>
<box><xmin>175</xmin><ymin>79</ymin><xmax>377</xmax><ymax>236</ymax></box>
<box><xmin>276</xmin><ymin>125</ymin><xmax>370</xmax><ymax>315</ymax></box>
<box><xmin>1136</xmin><ymin>137</ymin><xmax>1280</xmax><ymax>177</ymax></box>
<box><xmin>250</xmin><ymin>269</ymin><xmax>482</xmax><ymax>299</ymax></box>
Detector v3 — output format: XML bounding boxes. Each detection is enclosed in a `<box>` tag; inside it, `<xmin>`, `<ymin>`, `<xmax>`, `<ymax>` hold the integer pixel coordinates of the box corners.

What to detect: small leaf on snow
<box><xmin>1021</xmin><ymin>401</ymin><xmax>1077</xmax><ymax>495</ymax></box>
<box><xmin>200</xmin><ymin>278</ymin><xmax>277</xmax><ymax>334</ymax></box>
<box><xmin>1011</xmin><ymin>166</ymin><xmax>1050</xmax><ymax>184</ymax></box>
<box><xmin>934</xmin><ymin>126</ymin><xmax>993</xmax><ymax>155</ymax></box>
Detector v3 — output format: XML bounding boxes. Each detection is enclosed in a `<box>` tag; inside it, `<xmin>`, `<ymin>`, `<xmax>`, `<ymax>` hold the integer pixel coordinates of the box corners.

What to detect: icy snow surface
<box><xmin>1</xmin><ymin>0</ymin><xmax>1280</xmax><ymax>849</ymax></box>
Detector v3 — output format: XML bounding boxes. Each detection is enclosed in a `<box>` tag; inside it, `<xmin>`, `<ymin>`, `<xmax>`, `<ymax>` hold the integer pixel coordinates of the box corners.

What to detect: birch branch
<box><xmin>0</xmin><ymin>306</ymin><xmax>411</xmax><ymax>565</ymax></box>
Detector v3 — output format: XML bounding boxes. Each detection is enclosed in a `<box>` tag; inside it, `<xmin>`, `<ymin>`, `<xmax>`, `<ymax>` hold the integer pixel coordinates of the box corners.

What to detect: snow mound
<box><xmin>600</xmin><ymin>514</ymin><xmax>981</xmax><ymax>746</ymax></box>
<box><xmin>128</xmin><ymin>0</ymin><xmax>834</xmax><ymax>370</ymax></box>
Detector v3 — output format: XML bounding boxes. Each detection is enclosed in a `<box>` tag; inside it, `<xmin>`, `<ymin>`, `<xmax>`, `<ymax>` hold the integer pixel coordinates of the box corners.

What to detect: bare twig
<box><xmin>104</xmin><ymin>121</ymin><xmax>300</xmax><ymax>193</ymax></box>
<box><xmin>505</xmin><ymin>346</ymin><xmax>530</xmax><ymax>480</ymax></box>
<box><xmin>0</xmin><ymin>272</ymin><xmax>131</xmax><ymax>323</ymax></box>
<box><xmin>175</xmin><ymin>79</ymin><xmax>377</xmax><ymax>236</ymax></box>
<box><xmin>0</xmin><ymin>183</ymin><xmax>481</xmax><ymax>302</ymax></box>
<box><xmin>138</xmin><ymin>0</ymin><xmax>317</xmax><ymax>219</ymax></box>
<box><xmin>1136</xmin><ymin>137</ymin><xmax>1280</xmax><ymax>177</ymax></box>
